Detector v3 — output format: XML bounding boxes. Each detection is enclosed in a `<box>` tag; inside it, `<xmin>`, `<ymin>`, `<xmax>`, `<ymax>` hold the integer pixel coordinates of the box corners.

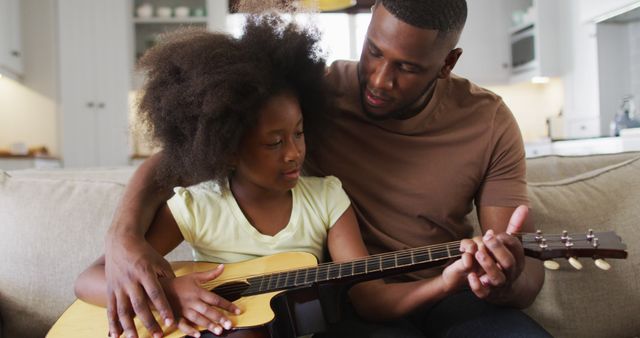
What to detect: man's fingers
<box><xmin>128</xmin><ymin>283</ymin><xmax>163</xmax><ymax>337</ymax></box>
<box><xmin>468</xmin><ymin>272</ymin><xmax>490</xmax><ymax>299</ymax></box>
<box><xmin>141</xmin><ymin>274</ymin><xmax>175</xmax><ymax>327</ymax></box>
<box><xmin>106</xmin><ymin>291</ymin><xmax>123</xmax><ymax>338</ymax></box>
<box><xmin>115</xmin><ymin>289</ymin><xmax>139</xmax><ymax>338</ymax></box>
<box><xmin>506</xmin><ymin>205</ymin><xmax>529</xmax><ymax>235</ymax></box>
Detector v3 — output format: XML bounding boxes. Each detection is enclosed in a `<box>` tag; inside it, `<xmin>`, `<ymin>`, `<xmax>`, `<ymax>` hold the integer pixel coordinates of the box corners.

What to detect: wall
<box><xmin>0</xmin><ymin>0</ymin><xmax>58</xmax><ymax>155</ymax></box>
<box><xmin>487</xmin><ymin>78</ymin><xmax>565</xmax><ymax>142</ymax></box>
<box><xmin>631</xmin><ymin>21</ymin><xmax>640</xmax><ymax>115</ymax></box>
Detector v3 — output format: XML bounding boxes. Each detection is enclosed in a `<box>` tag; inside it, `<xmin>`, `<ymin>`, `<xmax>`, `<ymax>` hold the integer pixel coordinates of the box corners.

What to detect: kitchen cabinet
<box><xmin>505</xmin><ymin>0</ymin><xmax>569</xmax><ymax>83</ymax></box>
<box><xmin>579</xmin><ymin>0</ymin><xmax>640</xmax><ymax>23</ymax></box>
<box><xmin>58</xmin><ymin>0</ymin><xmax>131</xmax><ymax>167</ymax></box>
<box><xmin>0</xmin><ymin>0</ymin><xmax>23</xmax><ymax>78</ymax></box>
<box><xmin>454</xmin><ymin>0</ymin><xmax>510</xmax><ymax>85</ymax></box>
<box><xmin>131</xmin><ymin>0</ymin><xmax>228</xmax><ymax>88</ymax></box>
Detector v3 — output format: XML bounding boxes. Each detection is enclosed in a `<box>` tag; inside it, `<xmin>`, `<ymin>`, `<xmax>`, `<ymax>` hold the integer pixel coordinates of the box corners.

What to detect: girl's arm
<box><xmin>327</xmin><ymin>207</ymin><xmax>477</xmax><ymax>321</ymax></box>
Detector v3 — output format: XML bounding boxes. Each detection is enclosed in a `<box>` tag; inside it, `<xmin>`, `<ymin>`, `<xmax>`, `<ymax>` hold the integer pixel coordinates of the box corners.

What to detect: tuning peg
<box><xmin>568</xmin><ymin>257</ymin><xmax>583</xmax><ymax>270</ymax></box>
<box><xmin>543</xmin><ymin>260</ymin><xmax>560</xmax><ymax>270</ymax></box>
<box><xmin>595</xmin><ymin>258</ymin><xmax>611</xmax><ymax>270</ymax></box>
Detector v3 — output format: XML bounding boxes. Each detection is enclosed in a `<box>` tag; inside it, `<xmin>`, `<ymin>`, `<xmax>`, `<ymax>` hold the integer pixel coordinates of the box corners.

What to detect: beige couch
<box><xmin>1</xmin><ymin>152</ymin><xmax>639</xmax><ymax>338</ymax></box>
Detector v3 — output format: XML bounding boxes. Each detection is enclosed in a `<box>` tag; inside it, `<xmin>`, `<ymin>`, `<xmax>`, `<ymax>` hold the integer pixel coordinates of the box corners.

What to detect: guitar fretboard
<box><xmin>242</xmin><ymin>241</ymin><xmax>463</xmax><ymax>296</ymax></box>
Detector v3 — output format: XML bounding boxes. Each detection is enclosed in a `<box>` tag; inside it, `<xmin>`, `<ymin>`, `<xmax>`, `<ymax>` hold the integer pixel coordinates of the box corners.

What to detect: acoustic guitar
<box><xmin>47</xmin><ymin>230</ymin><xmax>627</xmax><ymax>338</ymax></box>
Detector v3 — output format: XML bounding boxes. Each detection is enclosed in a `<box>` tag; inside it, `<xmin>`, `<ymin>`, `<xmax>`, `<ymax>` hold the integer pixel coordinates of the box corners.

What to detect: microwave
<box><xmin>510</xmin><ymin>24</ymin><xmax>536</xmax><ymax>73</ymax></box>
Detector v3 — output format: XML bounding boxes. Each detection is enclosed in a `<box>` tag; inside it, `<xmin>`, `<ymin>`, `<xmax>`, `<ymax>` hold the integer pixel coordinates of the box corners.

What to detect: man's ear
<box><xmin>438</xmin><ymin>48</ymin><xmax>463</xmax><ymax>79</ymax></box>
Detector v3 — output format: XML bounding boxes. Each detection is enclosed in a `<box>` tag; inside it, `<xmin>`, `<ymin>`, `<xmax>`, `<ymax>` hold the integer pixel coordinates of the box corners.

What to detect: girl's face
<box><xmin>233</xmin><ymin>91</ymin><xmax>305</xmax><ymax>194</ymax></box>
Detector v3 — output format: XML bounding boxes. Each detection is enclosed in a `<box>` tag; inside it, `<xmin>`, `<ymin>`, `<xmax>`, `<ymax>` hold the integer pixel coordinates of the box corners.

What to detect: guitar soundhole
<box><xmin>211</xmin><ymin>281</ymin><xmax>250</xmax><ymax>302</ymax></box>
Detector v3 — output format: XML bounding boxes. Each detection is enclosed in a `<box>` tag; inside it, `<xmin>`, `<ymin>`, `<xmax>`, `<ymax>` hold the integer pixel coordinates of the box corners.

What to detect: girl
<box><xmin>74</xmin><ymin>13</ymin><xmax>475</xmax><ymax>338</ymax></box>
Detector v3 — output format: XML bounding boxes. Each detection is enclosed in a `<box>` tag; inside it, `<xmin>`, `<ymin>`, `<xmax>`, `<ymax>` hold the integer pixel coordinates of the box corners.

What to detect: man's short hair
<box><xmin>379</xmin><ymin>0</ymin><xmax>467</xmax><ymax>34</ymax></box>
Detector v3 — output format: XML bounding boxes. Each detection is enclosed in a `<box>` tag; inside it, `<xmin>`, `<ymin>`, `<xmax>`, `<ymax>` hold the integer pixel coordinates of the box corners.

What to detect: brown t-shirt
<box><xmin>306</xmin><ymin>61</ymin><xmax>529</xmax><ymax>280</ymax></box>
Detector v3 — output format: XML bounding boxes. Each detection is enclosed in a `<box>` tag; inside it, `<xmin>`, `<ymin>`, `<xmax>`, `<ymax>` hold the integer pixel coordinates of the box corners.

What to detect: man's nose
<box><xmin>370</xmin><ymin>62</ymin><xmax>394</xmax><ymax>91</ymax></box>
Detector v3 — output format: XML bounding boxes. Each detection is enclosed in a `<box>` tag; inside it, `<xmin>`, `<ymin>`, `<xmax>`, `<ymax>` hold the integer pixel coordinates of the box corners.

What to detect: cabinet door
<box><xmin>58</xmin><ymin>0</ymin><xmax>130</xmax><ymax>167</ymax></box>
<box><xmin>0</xmin><ymin>0</ymin><xmax>23</xmax><ymax>76</ymax></box>
<box><xmin>92</xmin><ymin>0</ymin><xmax>131</xmax><ymax>167</ymax></box>
<box><xmin>454</xmin><ymin>0</ymin><xmax>510</xmax><ymax>85</ymax></box>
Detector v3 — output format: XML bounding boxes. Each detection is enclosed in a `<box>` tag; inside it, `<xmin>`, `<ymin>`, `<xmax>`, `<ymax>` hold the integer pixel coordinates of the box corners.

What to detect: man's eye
<box><xmin>368</xmin><ymin>45</ymin><xmax>381</xmax><ymax>57</ymax></box>
<box><xmin>399</xmin><ymin>65</ymin><xmax>419</xmax><ymax>73</ymax></box>
<box><xmin>295</xmin><ymin>131</ymin><xmax>304</xmax><ymax>138</ymax></box>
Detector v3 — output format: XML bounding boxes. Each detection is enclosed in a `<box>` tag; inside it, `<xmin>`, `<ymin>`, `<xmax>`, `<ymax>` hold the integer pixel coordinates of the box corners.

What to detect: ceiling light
<box><xmin>531</xmin><ymin>76</ymin><xmax>550</xmax><ymax>84</ymax></box>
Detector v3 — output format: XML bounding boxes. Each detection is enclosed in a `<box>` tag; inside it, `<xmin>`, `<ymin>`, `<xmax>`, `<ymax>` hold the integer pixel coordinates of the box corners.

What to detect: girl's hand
<box><xmin>161</xmin><ymin>265</ymin><xmax>242</xmax><ymax>337</ymax></box>
<box><xmin>440</xmin><ymin>239</ymin><xmax>478</xmax><ymax>295</ymax></box>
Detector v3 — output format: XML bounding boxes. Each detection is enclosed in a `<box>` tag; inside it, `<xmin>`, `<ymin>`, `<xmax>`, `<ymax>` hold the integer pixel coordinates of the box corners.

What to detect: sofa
<box><xmin>1</xmin><ymin>152</ymin><xmax>639</xmax><ymax>338</ymax></box>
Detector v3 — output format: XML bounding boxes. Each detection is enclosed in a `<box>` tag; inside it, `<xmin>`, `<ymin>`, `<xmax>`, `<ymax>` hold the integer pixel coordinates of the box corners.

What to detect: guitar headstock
<box><xmin>518</xmin><ymin>230</ymin><xmax>628</xmax><ymax>261</ymax></box>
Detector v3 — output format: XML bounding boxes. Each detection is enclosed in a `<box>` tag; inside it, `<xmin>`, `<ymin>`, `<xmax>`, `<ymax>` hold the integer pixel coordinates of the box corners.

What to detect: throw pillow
<box><xmin>524</xmin><ymin>157</ymin><xmax>640</xmax><ymax>337</ymax></box>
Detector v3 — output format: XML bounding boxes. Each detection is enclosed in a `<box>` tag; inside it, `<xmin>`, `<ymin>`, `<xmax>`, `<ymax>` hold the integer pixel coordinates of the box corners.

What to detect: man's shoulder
<box><xmin>326</xmin><ymin>60</ymin><xmax>358</xmax><ymax>88</ymax></box>
<box><xmin>446</xmin><ymin>74</ymin><xmax>504</xmax><ymax>106</ymax></box>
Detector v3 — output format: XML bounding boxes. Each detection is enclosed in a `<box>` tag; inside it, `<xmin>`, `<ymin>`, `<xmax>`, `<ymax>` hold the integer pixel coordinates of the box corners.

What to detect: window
<box><xmin>226</xmin><ymin>12</ymin><xmax>372</xmax><ymax>65</ymax></box>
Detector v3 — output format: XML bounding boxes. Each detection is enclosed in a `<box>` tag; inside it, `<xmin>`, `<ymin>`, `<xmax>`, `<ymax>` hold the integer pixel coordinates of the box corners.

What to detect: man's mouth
<box><xmin>364</xmin><ymin>88</ymin><xmax>391</xmax><ymax>107</ymax></box>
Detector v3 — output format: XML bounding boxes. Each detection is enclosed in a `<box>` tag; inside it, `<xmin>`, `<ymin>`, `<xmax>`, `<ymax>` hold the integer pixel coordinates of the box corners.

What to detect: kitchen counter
<box><xmin>525</xmin><ymin>130</ymin><xmax>640</xmax><ymax>157</ymax></box>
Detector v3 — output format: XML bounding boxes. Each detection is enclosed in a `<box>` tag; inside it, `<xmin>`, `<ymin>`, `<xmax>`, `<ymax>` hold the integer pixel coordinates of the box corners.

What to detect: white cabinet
<box><xmin>58</xmin><ymin>0</ymin><xmax>132</xmax><ymax>167</ymax></box>
<box><xmin>579</xmin><ymin>0</ymin><xmax>640</xmax><ymax>23</ymax></box>
<box><xmin>0</xmin><ymin>0</ymin><xmax>23</xmax><ymax>77</ymax></box>
<box><xmin>455</xmin><ymin>0</ymin><xmax>510</xmax><ymax>85</ymax></box>
<box><xmin>506</xmin><ymin>0</ymin><xmax>569</xmax><ymax>83</ymax></box>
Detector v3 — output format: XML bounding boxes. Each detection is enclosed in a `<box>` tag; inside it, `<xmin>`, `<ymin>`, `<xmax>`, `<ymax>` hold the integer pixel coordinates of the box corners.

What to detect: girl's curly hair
<box><xmin>137</xmin><ymin>13</ymin><xmax>328</xmax><ymax>187</ymax></box>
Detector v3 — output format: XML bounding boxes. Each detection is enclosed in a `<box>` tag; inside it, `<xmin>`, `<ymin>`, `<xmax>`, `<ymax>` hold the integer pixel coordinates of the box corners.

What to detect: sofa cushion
<box><xmin>526</xmin><ymin>151</ymin><xmax>640</xmax><ymax>183</ymax></box>
<box><xmin>524</xmin><ymin>156</ymin><xmax>640</xmax><ymax>337</ymax></box>
<box><xmin>0</xmin><ymin>169</ymin><xmax>192</xmax><ymax>338</ymax></box>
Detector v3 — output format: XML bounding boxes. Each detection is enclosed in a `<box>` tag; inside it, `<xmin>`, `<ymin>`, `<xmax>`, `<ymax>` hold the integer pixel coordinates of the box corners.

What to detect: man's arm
<box><xmin>468</xmin><ymin>205</ymin><xmax>545</xmax><ymax>308</ymax></box>
<box><xmin>104</xmin><ymin>152</ymin><xmax>177</xmax><ymax>338</ymax></box>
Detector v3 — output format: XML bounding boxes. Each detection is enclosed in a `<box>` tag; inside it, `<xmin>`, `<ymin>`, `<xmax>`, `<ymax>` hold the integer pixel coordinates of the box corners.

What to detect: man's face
<box><xmin>358</xmin><ymin>3</ymin><xmax>460</xmax><ymax>120</ymax></box>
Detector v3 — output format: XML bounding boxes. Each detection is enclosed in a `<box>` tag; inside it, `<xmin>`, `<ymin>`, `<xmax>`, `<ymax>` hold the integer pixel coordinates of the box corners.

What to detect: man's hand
<box><xmin>465</xmin><ymin>205</ymin><xmax>528</xmax><ymax>303</ymax></box>
<box><xmin>160</xmin><ymin>265</ymin><xmax>242</xmax><ymax>337</ymax></box>
<box><xmin>104</xmin><ymin>232</ymin><xmax>176</xmax><ymax>338</ymax></box>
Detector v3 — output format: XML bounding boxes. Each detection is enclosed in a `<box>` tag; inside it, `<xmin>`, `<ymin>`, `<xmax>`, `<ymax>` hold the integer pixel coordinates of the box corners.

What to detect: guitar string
<box><xmin>200</xmin><ymin>242</ymin><xmax>466</xmax><ymax>294</ymax></box>
<box><xmin>200</xmin><ymin>234</ymin><xmax>600</xmax><ymax>293</ymax></box>
<box><xmin>200</xmin><ymin>233</ymin><xmax>607</xmax><ymax>294</ymax></box>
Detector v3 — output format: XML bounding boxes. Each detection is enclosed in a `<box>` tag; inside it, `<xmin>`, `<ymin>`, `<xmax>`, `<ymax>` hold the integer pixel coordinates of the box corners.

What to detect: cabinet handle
<box><xmin>10</xmin><ymin>50</ymin><xmax>20</xmax><ymax>57</ymax></box>
<box><xmin>87</xmin><ymin>102</ymin><xmax>95</xmax><ymax>108</ymax></box>
<box><xmin>97</xmin><ymin>102</ymin><xmax>105</xmax><ymax>108</ymax></box>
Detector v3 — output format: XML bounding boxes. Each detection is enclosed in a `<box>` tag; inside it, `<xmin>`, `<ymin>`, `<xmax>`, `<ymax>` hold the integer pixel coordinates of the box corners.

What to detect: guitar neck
<box><xmin>241</xmin><ymin>242</ymin><xmax>463</xmax><ymax>296</ymax></box>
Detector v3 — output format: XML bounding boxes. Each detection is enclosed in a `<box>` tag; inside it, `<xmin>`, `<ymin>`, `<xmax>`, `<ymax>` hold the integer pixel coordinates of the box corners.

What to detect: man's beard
<box><xmin>359</xmin><ymin>79</ymin><xmax>437</xmax><ymax>121</ymax></box>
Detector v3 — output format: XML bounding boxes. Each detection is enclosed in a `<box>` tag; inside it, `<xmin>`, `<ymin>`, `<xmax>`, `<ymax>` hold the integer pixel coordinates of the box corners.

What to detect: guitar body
<box><xmin>47</xmin><ymin>252</ymin><xmax>319</xmax><ymax>338</ymax></box>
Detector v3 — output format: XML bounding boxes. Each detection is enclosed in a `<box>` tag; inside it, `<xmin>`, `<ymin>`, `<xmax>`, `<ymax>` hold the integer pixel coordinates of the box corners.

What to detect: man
<box><xmin>105</xmin><ymin>1</ymin><xmax>548</xmax><ymax>337</ymax></box>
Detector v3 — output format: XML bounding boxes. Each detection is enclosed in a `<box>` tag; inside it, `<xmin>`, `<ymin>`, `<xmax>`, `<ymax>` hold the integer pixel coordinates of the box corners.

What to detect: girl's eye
<box><xmin>266</xmin><ymin>140</ymin><xmax>282</xmax><ymax>148</ymax></box>
<box><xmin>295</xmin><ymin>131</ymin><xmax>304</xmax><ymax>138</ymax></box>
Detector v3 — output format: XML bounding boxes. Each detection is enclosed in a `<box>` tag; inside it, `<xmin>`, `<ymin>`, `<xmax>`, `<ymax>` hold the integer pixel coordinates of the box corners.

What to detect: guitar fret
<box><xmin>353</xmin><ymin>259</ymin><xmax>366</xmax><ymax>275</ymax></box>
<box><xmin>414</xmin><ymin>249</ymin><xmax>429</xmax><ymax>263</ymax></box>
<box><xmin>294</xmin><ymin>269</ymin><xmax>300</xmax><ymax>286</ymax></box>
<box><xmin>316</xmin><ymin>265</ymin><xmax>326</xmax><ymax>282</ymax></box>
<box><xmin>397</xmin><ymin>250</ymin><xmax>413</xmax><ymax>266</ymax></box>
<box><xmin>381</xmin><ymin>254</ymin><xmax>395</xmax><ymax>270</ymax></box>
<box><xmin>267</xmin><ymin>273</ymin><xmax>276</xmax><ymax>291</ymax></box>
<box><xmin>328</xmin><ymin>263</ymin><xmax>340</xmax><ymax>279</ymax></box>
<box><xmin>446</xmin><ymin>244</ymin><xmax>452</xmax><ymax>258</ymax></box>
<box><xmin>431</xmin><ymin>247</ymin><xmax>448</xmax><ymax>260</ymax></box>
<box><xmin>340</xmin><ymin>262</ymin><xmax>352</xmax><ymax>279</ymax></box>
